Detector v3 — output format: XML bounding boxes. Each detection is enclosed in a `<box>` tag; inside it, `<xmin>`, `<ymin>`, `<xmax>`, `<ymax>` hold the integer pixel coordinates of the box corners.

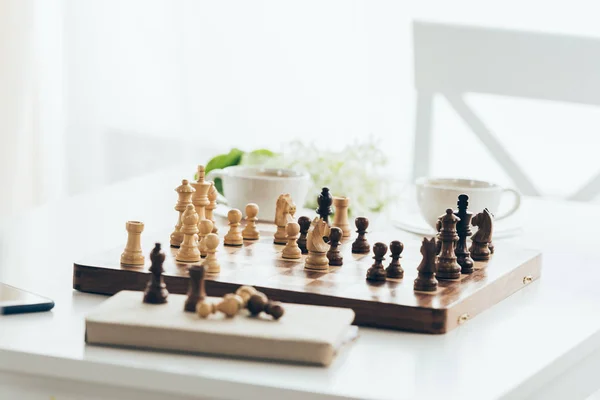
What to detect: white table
<box><xmin>1</xmin><ymin>166</ymin><xmax>600</xmax><ymax>400</ymax></box>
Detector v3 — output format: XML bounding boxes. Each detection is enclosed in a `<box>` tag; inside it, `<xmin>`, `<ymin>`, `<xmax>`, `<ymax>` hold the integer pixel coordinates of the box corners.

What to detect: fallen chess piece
<box><xmin>247</xmin><ymin>293</ymin><xmax>285</xmax><ymax>320</ymax></box>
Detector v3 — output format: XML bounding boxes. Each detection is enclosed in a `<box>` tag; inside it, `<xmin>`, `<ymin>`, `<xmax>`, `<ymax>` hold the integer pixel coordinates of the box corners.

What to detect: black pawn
<box><xmin>366</xmin><ymin>242</ymin><xmax>387</xmax><ymax>282</ymax></box>
<box><xmin>454</xmin><ymin>194</ymin><xmax>474</xmax><ymax>274</ymax></box>
<box><xmin>316</xmin><ymin>187</ymin><xmax>333</xmax><ymax>224</ymax></box>
<box><xmin>297</xmin><ymin>216</ymin><xmax>310</xmax><ymax>254</ymax></box>
<box><xmin>326</xmin><ymin>227</ymin><xmax>343</xmax><ymax>266</ymax></box>
<box><xmin>143</xmin><ymin>243</ymin><xmax>169</xmax><ymax>304</ymax></box>
<box><xmin>184</xmin><ymin>265</ymin><xmax>206</xmax><ymax>312</ymax></box>
<box><xmin>385</xmin><ymin>240</ymin><xmax>404</xmax><ymax>279</ymax></box>
<box><xmin>351</xmin><ymin>217</ymin><xmax>370</xmax><ymax>254</ymax></box>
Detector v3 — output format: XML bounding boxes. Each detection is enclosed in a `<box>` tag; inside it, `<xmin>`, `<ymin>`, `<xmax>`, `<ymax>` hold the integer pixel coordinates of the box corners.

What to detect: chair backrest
<box><xmin>414</xmin><ymin>21</ymin><xmax>600</xmax><ymax>106</ymax></box>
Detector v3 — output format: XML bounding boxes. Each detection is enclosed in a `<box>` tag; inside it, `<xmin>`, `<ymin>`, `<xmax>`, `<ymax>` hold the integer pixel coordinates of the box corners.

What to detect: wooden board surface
<box><xmin>73</xmin><ymin>228</ymin><xmax>542</xmax><ymax>333</ymax></box>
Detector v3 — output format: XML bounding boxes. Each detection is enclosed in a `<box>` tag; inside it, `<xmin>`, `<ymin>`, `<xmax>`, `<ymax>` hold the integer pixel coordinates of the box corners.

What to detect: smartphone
<box><xmin>0</xmin><ymin>283</ymin><xmax>55</xmax><ymax>315</ymax></box>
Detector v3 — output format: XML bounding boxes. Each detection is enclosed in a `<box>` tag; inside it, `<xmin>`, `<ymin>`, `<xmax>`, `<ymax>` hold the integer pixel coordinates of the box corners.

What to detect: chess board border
<box><xmin>73</xmin><ymin>249</ymin><xmax>541</xmax><ymax>334</ymax></box>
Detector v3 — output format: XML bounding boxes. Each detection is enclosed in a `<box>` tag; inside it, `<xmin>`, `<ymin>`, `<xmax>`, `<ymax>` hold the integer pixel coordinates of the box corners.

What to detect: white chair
<box><xmin>412</xmin><ymin>21</ymin><xmax>600</xmax><ymax>200</ymax></box>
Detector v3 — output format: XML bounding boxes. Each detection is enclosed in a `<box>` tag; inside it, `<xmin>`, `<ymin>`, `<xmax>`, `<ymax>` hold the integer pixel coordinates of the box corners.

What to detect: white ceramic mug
<box><xmin>206</xmin><ymin>166</ymin><xmax>310</xmax><ymax>222</ymax></box>
<box><xmin>415</xmin><ymin>177</ymin><xmax>521</xmax><ymax>229</ymax></box>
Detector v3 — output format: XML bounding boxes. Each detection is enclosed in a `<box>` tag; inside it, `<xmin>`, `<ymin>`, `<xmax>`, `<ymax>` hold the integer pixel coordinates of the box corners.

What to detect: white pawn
<box><xmin>198</xmin><ymin>219</ymin><xmax>214</xmax><ymax>258</ymax></box>
<box><xmin>176</xmin><ymin>204</ymin><xmax>201</xmax><ymax>262</ymax></box>
<box><xmin>282</xmin><ymin>222</ymin><xmax>302</xmax><ymax>259</ymax></box>
<box><xmin>224</xmin><ymin>209</ymin><xmax>243</xmax><ymax>246</ymax></box>
<box><xmin>203</xmin><ymin>233</ymin><xmax>221</xmax><ymax>274</ymax></box>
<box><xmin>242</xmin><ymin>203</ymin><xmax>260</xmax><ymax>240</ymax></box>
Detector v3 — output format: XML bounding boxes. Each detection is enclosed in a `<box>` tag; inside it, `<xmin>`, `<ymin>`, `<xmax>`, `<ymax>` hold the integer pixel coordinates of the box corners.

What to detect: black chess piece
<box><xmin>297</xmin><ymin>216</ymin><xmax>311</xmax><ymax>254</ymax></box>
<box><xmin>414</xmin><ymin>237</ymin><xmax>438</xmax><ymax>292</ymax></box>
<box><xmin>184</xmin><ymin>265</ymin><xmax>206</xmax><ymax>312</ymax></box>
<box><xmin>326</xmin><ymin>227</ymin><xmax>343</xmax><ymax>266</ymax></box>
<box><xmin>366</xmin><ymin>242</ymin><xmax>387</xmax><ymax>282</ymax></box>
<box><xmin>436</xmin><ymin>209</ymin><xmax>461</xmax><ymax>280</ymax></box>
<box><xmin>385</xmin><ymin>240</ymin><xmax>404</xmax><ymax>279</ymax></box>
<box><xmin>351</xmin><ymin>217</ymin><xmax>370</xmax><ymax>254</ymax></box>
<box><xmin>454</xmin><ymin>194</ymin><xmax>474</xmax><ymax>274</ymax></box>
<box><xmin>316</xmin><ymin>187</ymin><xmax>333</xmax><ymax>224</ymax></box>
<box><xmin>143</xmin><ymin>243</ymin><xmax>169</xmax><ymax>304</ymax></box>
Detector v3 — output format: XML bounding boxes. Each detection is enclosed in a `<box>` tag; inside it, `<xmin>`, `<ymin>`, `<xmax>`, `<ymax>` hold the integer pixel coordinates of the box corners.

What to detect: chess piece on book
<box><xmin>196</xmin><ymin>301</ymin><xmax>217</xmax><ymax>318</ymax></box>
<box><xmin>207</xmin><ymin>182</ymin><xmax>218</xmax><ymax>233</ymax></box>
<box><xmin>176</xmin><ymin>204</ymin><xmax>201</xmax><ymax>263</ymax></box>
<box><xmin>332</xmin><ymin>196</ymin><xmax>351</xmax><ymax>237</ymax></box>
<box><xmin>435</xmin><ymin>209</ymin><xmax>461</xmax><ymax>280</ymax></box>
<box><xmin>326</xmin><ymin>227</ymin><xmax>343</xmax><ymax>266</ymax></box>
<box><xmin>242</xmin><ymin>203</ymin><xmax>260</xmax><ymax>240</ymax></box>
<box><xmin>198</xmin><ymin>219</ymin><xmax>213</xmax><ymax>258</ymax></box>
<box><xmin>297</xmin><ymin>216</ymin><xmax>310</xmax><ymax>254</ymax></box>
<box><xmin>414</xmin><ymin>237</ymin><xmax>438</xmax><ymax>292</ymax></box>
<box><xmin>385</xmin><ymin>240</ymin><xmax>404</xmax><ymax>279</ymax></box>
<box><xmin>282</xmin><ymin>222</ymin><xmax>302</xmax><ymax>259</ymax></box>
<box><xmin>143</xmin><ymin>243</ymin><xmax>169</xmax><ymax>304</ymax></box>
<box><xmin>247</xmin><ymin>292</ymin><xmax>285</xmax><ymax>320</ymax></box>
<box><xmin>236</xmin><ymin>285</ymin><xmax>258</xmax><ymax>307</ymax></box>
<box><xmin>351</xmin><ymin>217</ymin><xmax>370</xmax><ymax>254</ymax></box>
<box><xmin>224</xmin><ymin>208</ymin><xmax>243</xmax><ymax>246</ymax></box>
<box><xmin>184</xmin><ymin>265</ymin><xmax>206</xmax><ymax>312</ymax></box>
<box><xmin>202</xmin><ymin>233</ymin><xmax>221</xmax><ymax>273</ymax></box>
<box><xmin>470</xmin><ymin>208</ymin><xmax>494</xmax><ymax>261</ymax></box>
<box><xmin>170</xmin><ymin>179</ymin><xmax>195</xmax><ymax>247</ymax></box>
<box><xmin>454</xmin><ymin>194</ymin><xmax>474</xmax><ymax>274</ymax></box>
<box><xmin>274</xmin><ymin>194</ymin><xmax>296</xmax><ymax>244</ymax></box>
<box><xmin>316</xmin><ymin>187</ymin><xmax>333</xmax><ymax>224</ymax></box>
<box><xmin>191</xmin><ymin>165</ymin><xmax>211</xmax><ymax>222</ymax></box>
<box><xmin>120</xmin><ymin>221</ymin><xmax>145</xmax><ymax>266</ymax></box>
<box><xmin>366</xmin><ymin>242</ymin><xmax>387</xmax><ymax>282</ymax></box>
<box><xmin>217</xmin><ymin>293</ymin><xmax>245</xmax><ymax>318</ymax></box>
<box><xmin>305</xmin><ymin>218</ymin><xmax>330</xmax><ymax>270</ymax></box>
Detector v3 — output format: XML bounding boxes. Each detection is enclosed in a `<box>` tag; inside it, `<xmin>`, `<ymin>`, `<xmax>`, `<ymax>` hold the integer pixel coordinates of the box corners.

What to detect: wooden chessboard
<box><xmin>73</xmin><ymin>228</ymin><xmax>542</xmax><ymax>333</ymax></box>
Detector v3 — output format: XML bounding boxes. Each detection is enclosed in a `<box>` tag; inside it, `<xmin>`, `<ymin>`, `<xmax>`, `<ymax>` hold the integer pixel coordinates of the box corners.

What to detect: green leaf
<box><xmin>240</xmin><ymin>148</ymin><xmax>278</xmax><ymax>166</ymax></box>
<box><xmin>198</xmin><ymin>148</ymin><xmax>245</xmax><ymax>195</ymax></box>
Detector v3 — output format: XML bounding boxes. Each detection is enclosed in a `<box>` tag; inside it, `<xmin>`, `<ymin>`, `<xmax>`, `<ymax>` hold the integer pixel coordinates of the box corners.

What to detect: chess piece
<box><xmin>274</xmin><ymin>193</ymin><xmax>296</xmax><ymax>244</ymax></box>
<box><xmin>282</xmin><ymin>222</ymin><xmax>302</xmax><ymax>259</ymax></box>
<box><xmin>435</xmin><ymin>209</ymin><xmax>461</xmax><ymax>280</ymax></box>
<box><xmin>198</xmin><ymin>219</ymin><xmax>213</xmax><ymax>258</ymax></box>
<box><xmin>351</xmin><ymin>217</ymin><xmax>370</xmax><ymax>254</ymax></box>
<box><xmin>143</xmin><ymin>243</ymin><xmax>169</xmax><ymax>303</ymax></box>
<box><xmin>470</xmin><ymin>208</ymin><xmax>494</xmax><ymax>261</ymax></box>
<box><xmin>305</xmin><ymin>217</ymin><xmax>330</xmax><ymax>271</ymax></box>
<box><xmin>385</xmin><ymin>240</ymin><xmax>404</xmax><ymax>279</ymax></box>
<box><xmin>316</xmin><ymin>187</ymin><xmax>333</xmax><ymax>224</ymax></box>
<box><xmin>202</xmin><ymin>233</ymin><xmax>221</xmax><ymax>273</ymax></box>
<box><xmin>184</xmin><ymin>265</ymin><xmax>206</xmax><ymax>312</ymax></box>
<box><xmin>454</xmin><ymin>194</ymin><xmax>474</xmax><ymax>274</ymax></box>
<box><xmin>242</xmin><ymin>203</ymin><xmax>260</xmax><ymax>240</ymax></box>
<box><xmin>120</xmin><ymin>221</ymin><xmax>145</xmax><ymax>266</ymax></box>
<box><xmin>435</xmin><ymin>217</ymin><xmax>442</xmax><ymax>255</ymax></box>
<box><xmin>217</xmin><ymin>293</ymin><xmax>245</xmax><ymax>318</ymax></box>
<box><xmin>170</xmin><ymin>179</ymin><xmax>195</xmax><ymax>247</ymax></box>
<box><xmin>247</xmin><ymin>293</ymin><xmax>285</xmax><ymax>320</ymax></box>
<box><xmin>196</xmin><ymin>301</ymin><xmax>217</xmax><ymax>318</ymax></box>
<box><xmin>332</xmin><ymin>196</ymin><xmax>351</xmax><ymax>237</ymax></box>
<box><xmin>414</xmin><ymin>237</ymin><xmax>438</xmax><ymax>292</ymax></box>
<box><xmin>236</xmin><ymin>285</ymin><xmax>258</xmax><ymax>307</ymax></box>
<box><xmin>206</xmin><ymin>182</ymin><xmax>218</xmax><ymax>233</ymax></box>
<box><xmin>326</xmin><ymin>227</ymin><xmax>343</xmax><ymax>266</ymax></box>
<box><xmin>224</xmin><ymin>208</ymin><xmax>243</xmax><ymax>246</ymax></box>
<box><xmin>366</xmin><ymin>242</ymin><xmax>387</xmax><ymax>282</ymax></box>
<box><xmin>191</xmin><ymin>165</ymin><xmax>211</xmax><ymax>223</ymax></box>
<box><xmin>297</xmin><ymin>216</ymin><xmax>311</xmax><ymax>254</ymax></box>
<box><xmin>176</xmin><ymin>204</ymin><xmax>201</xmax><ymax>263</ymax></box>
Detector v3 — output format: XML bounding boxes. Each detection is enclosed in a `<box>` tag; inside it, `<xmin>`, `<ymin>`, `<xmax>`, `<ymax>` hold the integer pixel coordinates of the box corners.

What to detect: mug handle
<box><xmin>495</xmin><ymin>188</ymin><xmax>521</xmax><ymax>220</ymax></box>
<box><xmin>205</xmin><ymin>169</ymin><xmax>229</xmax><ymax>205</ymax></box>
